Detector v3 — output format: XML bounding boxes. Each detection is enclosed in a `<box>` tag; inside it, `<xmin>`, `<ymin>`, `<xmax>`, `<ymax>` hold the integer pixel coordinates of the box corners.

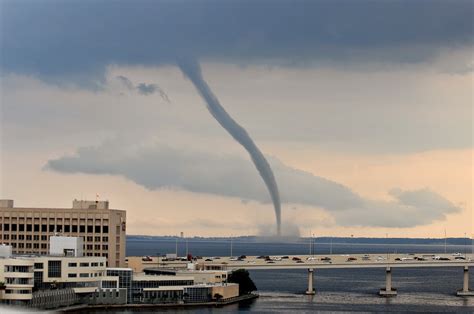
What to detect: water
<box><xmin>88</xmin><ymin>238</ymin><xmax>474</xmax><ymax>312</ymax></box>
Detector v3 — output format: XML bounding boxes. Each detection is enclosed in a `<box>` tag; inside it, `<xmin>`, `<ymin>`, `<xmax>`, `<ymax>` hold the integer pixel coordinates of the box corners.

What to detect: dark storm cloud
<box><xmin>45</xmin><ymin>141</ymin><xmax>461</xmax><ymax>227</ymax></box>
<box><xmin>2</xmin><ymin>0</ymin><xmax>472</xmax><ymax>83</ymax></box>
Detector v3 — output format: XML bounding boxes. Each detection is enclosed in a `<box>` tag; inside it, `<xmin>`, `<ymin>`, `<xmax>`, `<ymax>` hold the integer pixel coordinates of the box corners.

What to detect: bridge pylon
<box><xmin>305</xmin><ymin>268</ymin><xmax>316</xmax><ymax>295</ymax></box>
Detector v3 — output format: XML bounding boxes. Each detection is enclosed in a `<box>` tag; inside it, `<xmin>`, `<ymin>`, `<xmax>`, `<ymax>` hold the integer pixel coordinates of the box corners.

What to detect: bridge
<box><xmin>194</xmin><ymin>253</ymin><xmax>474</xmax><ymax>297</ymax></box>
<box><xmin>127</xmin><ymin>252</ymin><xmax>474</xmax><ymax>297</ymax></box>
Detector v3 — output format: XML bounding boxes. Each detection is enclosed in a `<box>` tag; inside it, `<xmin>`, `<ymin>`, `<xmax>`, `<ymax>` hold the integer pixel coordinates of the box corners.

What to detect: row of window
<box><xmin>67</xmin><ymin>262</ymin><xmax>103</xmax><ymax>267</ymax></box>
<box><xmin>5</xmin><ymin>265</ymin><xmax>31</xmax><ymax>272</ymax></box>
<box><xmin>0</xmin><ymin>234</ymin><xmax>109</xmax><ymax>242</ymax></box>
<box><xmin>5</xmin><ymin>289</ymin><xmax>31</xmax><ymax>294</ymax></box>
<box><xmin>1</xmin><ymin>224</ymin><xmax>109</xmax><ymax>233</ymax></box>
<box><xmin>1</xmin><ymin>242</ymin><xmax>109</xmax><ymax>251</ymax></box>
<box><xmin>5</xmin><ymin>278</ymin><xmax>31</xmax><ymax>285</ymax></box>
<box><xmin>67</xmin><ymin>272</ymin><xmax>103</xmax><ymax>278</ymax></box>
<box><xmin>0</xmin><ymin>218</ymin><xmax>110</xmax><ymax>224</ymax></box>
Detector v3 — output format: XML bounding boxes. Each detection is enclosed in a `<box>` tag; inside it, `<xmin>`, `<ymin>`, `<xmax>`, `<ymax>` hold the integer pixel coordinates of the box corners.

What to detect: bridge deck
<box><xmin>198</xmin><ymin>253</ymin><xmax>474</xmax><ymax>270</ymax></box>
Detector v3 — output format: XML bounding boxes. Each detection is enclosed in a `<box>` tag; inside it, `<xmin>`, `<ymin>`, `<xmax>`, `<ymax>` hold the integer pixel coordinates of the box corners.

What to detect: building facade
<box><xmin>0</xmin><ymin>199</ymin><xmax>126</xmax><ymax>267</ymax></box>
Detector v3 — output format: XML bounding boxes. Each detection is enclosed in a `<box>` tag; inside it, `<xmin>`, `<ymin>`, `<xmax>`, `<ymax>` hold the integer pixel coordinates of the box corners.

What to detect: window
<box><xmin>11</xmin><ymin>224</ymin><xmax>17</xmax><ymax>231</ymax></box>
<box><xmin>102</xmin><ymin>236</ymin><xmax>108</xmax><ymax>242</ymax></box>
<box><xmin>56</xmin><ymin>225</ymin><xmax>62</xmax><ymax>232</ymax></box>
<box><xmin>91</xmin><ymin>262</ymin><xmax>98</xmax><ymax>267</ymax></box>
<box><xmin>94</xmin><ymin>245</ymin><xmax>100</xmax><ymax>250</ymax></box>
<box><xmin>95</xmin><ymin>236</ymin><xmax>101</xmax><ymax>242</ymax></box>
<box><xmin>80</xmin><ymin>262</ymin><xmax>89</xmax><ymax>267</ymax></box>
<box><xmin>64</xmin><ymin>225</ymin><xmax>70</xmax><ymax>232</ymax></box>
<box><xmin>4</xmin><ymin>234</ymin><xmax>9</xmax><ymax>240</ymax></box>
<box><xmin>95</xmin><ymin>225</ymin><xmax>101</xmax><ymax>233</ymax></box>
<box><xmin>103</xmin><ymin>226</ymin><xmax>109</xmax><ymax>233</ymax></box>
<box><xmin>68</xmin><ymin>273</ymin><xmax>77</xmax><ymax>278</ymax></box>
<box><xmin>33</xmin><ymin>235</ymin><xmax>39</xmax><ymax>241</ymax></box>
<box><xmin>48</xmin><ymin>261</ymin><xmax>61</xmax><ymax>278</ymax></box>
<box><xmin>87</xmin><ymin>236</ymin><xmax>93</xmax><ymax>242</ymax></box>
<box><xmin>33</xmin><ymin>243</ymin><xmax>39</xmax><ymax>249</ymax></box>
<box><xmin>19</xmin><ymin>235</ymin><xmax>25</xmax><ymax>240</ymax></box>
<box><xmin>102</xmin><ymin>245</ymin><xmax>108</xmax><ymax>250</ymax></box>
<box><xmin>87</xmin><ymin>225</ymin><xmax>93</xmax><ymax>233</ymax></box>
<box><xmin>41</xmin><ymin>235</ymin><xmax>47</xmax><ymax>241</ymax></box>
<box><xmin>87</xmin><ymin>245</ymin><xmax>93</xmax><ymax>250</ymax></box>
<box><xmin>72</xmin><ymin>225</ymin><xmax>78</xmax><ymax>232</ymax></box>
<box><xmin>34</xmin><ymin>224</ymin><xmax>40</xmax><ymax>232</ymax></box>
<box><xmin>26</xmin><ymin>235</ymin><xmax>32</xmax><ymax>241</ymax></box>
<box><xmin>79</xmin><ymin>225</ymin><xmax>85</xmax><ymax>233</ymax></box>
<box><xmin>26</xmin><ymin>224</ymin><xmax>32</xmax><ymax>232</ymax></box>
<box><xmin>19</xmin><ymin>243</ymin><xmax>24</xmax><ymax>248</ymax></box>
<box><xmin>41</xmin><ymin>244</ymin><xmax>47</xmax><ymax>249</ymax></box>
<box><xmin>49</xmin><ymin>225</ymin><xmax>55</xmax><ymax>232</ymax></box>
<box><xmin>4</xmin><ymin>224</ymin><xmax>9</xmax><ymax>231</ymax></box>
<box><xmin>11</xmin><ymin>234</ymin><xmax>16</xmax><ymax>240</ymax></box>
<box><xmin>26</xmin><ymin>243</ymin><xmax>32</xmax><ymax>248</ymax></box>
<box><xmin>19</xmin><ymin>224</ymin><xmax>25</xmax><ymax>232</ymax></box>
<box><xmin>34</xmin><ymin>263</ymin><xmax>43</xmax><ymax>269</ymax></box>
<box><xmin>68</xmin><ymin>263</ymin><xmax>77</xmax><ymax>267</ymax></box>
<box><xmin>80</xmin><ymin>273</ymin><xmax>89</xmax><ymax>278</ymax></box>
<box><xmin>41</xmin><ymin>224</ymin><xmax>47</xmax><ymax>232</ymax></box>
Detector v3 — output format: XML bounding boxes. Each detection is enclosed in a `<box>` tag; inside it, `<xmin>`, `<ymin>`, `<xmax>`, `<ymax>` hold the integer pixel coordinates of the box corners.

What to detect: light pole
<box><xmin>444</xmin><ymin>229</ymin><xmax>447</xmax><ymax>254</ymax></box>
<box><xmin>186</xmin><ymin>238</ymin><xmax>189</xmax><ymax>257</ymax></box>
<box><xmin>175</xmin><ymin>237</ymin><xmax>178</xmax><ymax>257</ymax></box>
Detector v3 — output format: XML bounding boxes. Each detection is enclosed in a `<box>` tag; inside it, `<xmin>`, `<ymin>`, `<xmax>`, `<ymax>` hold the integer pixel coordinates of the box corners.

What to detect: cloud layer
<box><xmin>46</xmin><ymin>140</ymin><xmax>461</xmax><ymax>227</ymax></box>
<box><xmin>2</xmin><ymin>0</ymin><xmax>472</xmax><ymax>84</ymax></box>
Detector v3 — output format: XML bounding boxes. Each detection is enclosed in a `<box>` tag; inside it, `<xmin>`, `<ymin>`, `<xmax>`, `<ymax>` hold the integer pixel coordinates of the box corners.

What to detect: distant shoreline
<box><xmin>127</xmin><ymin>235</ymin><xmax>474</xmax><ymax>246</ymax></box>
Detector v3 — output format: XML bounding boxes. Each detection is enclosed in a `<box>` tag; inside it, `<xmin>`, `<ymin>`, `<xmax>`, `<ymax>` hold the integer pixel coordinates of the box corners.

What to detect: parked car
<box><xmin>346</xmin><ymin>257</ymin><xmax>357</xmax><ymax>262</ymax></box>
<box><xmin>321</xmin><ymin>257</ymin><xmax>331</xmax><ymax>261</ymax></box>
<box><xmin>292</xmin><ymin>257</ymin><xmax>302</xmax><ymax>261</ymax></box>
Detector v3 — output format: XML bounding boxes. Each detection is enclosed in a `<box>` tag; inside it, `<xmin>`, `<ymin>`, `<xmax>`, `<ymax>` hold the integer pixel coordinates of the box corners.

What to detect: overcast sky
<box><xmin>1</xmin><ymin>0</ymin><xmax>472</xmax><ymax>237</ymax></box>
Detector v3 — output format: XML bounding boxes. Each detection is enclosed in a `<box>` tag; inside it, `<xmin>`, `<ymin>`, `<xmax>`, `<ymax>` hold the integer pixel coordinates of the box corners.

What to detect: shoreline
<box><xmin>59</xmin><ymin>293</ymin><xmax>258</xmax><ymax>312</ymax></box>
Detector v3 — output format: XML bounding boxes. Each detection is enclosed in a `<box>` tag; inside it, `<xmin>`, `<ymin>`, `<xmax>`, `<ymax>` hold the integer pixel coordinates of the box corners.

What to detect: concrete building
<box><xmin>184</xmin><ymin>283</ymin><xmax>239</xmax><ymax>303</ymax></box>
<box><xmin>0</xmin><ymin>199</ymin><xmax>126</xmax><ymax>267</ymax></box>
<box><xmin>0</xmin><ymin>244</ymin><xmax>107</xmax><ymax>308</ymax></box>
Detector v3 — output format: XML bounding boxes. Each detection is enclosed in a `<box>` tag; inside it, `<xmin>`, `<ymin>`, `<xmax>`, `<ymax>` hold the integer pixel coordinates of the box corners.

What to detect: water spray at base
<box><xmin>178</xmin><ymin>59</ymin><xmax>282</xmax><ymax>236</ymax></box>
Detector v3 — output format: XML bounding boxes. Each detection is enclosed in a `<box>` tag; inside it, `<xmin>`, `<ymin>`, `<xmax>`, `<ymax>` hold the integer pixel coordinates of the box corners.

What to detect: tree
<box><xmin>214</xmin><ymin>293</ymin><xmax>223</xmax><ymax>302</ymax></box>
<box><xmin>227</xmin><ymin>269</ymin><xmax>257</xmax><ymax>295</ymax></box>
